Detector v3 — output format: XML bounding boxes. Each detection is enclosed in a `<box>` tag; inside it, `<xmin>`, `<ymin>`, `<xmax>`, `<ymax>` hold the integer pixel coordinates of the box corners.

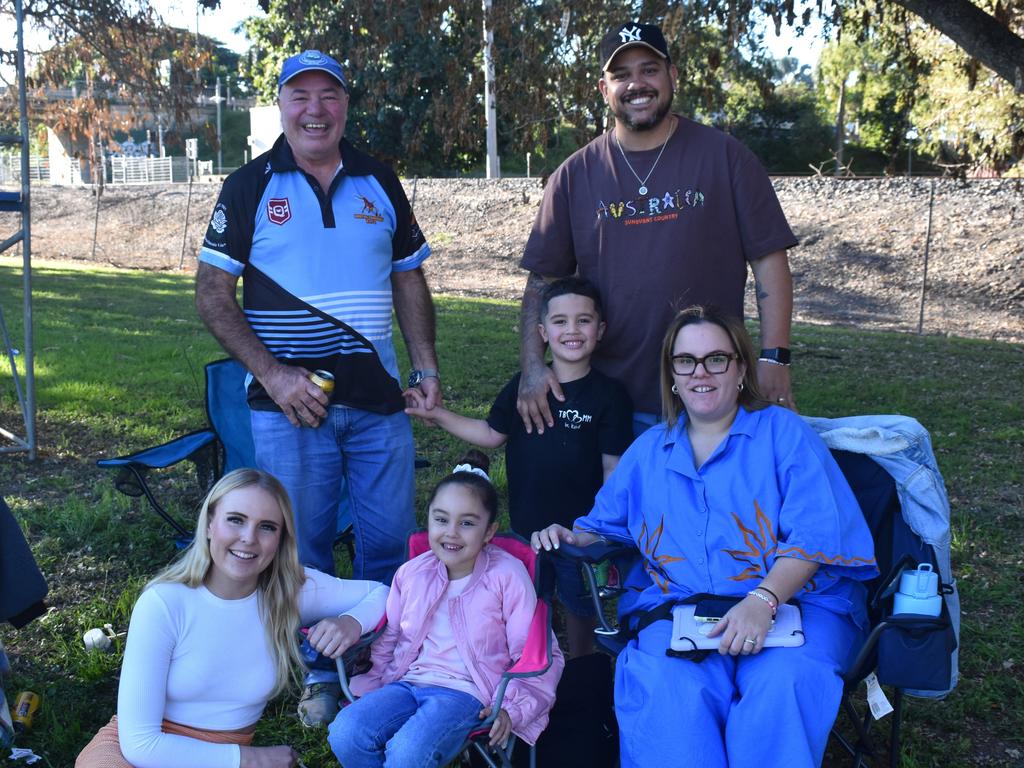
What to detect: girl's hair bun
<box><xmin>455</xmin><ymin>448</ymin><xmax>490</xmax><ymax>475</ymax></box>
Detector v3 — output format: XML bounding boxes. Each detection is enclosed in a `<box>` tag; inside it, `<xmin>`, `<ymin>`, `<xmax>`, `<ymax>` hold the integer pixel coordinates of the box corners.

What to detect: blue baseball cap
<box><xmin>278</xmin><ymin>50</ymin><xmax>349</xmax><ymax>92</ymax></box>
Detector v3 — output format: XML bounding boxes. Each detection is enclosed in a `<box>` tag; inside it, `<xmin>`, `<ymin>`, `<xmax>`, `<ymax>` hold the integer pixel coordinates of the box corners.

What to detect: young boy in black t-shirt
<box><xmin>405</xmin><ymin>277</ymin><xmax>633</xmax><ymax>656</ymax></box>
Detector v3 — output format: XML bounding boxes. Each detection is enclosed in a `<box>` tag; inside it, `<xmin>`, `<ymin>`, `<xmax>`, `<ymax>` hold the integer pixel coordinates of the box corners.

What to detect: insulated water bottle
<box><xmin>893</xmin><ymin>563</ymin><xmax>942</xmax><ymax>616</ymax></box>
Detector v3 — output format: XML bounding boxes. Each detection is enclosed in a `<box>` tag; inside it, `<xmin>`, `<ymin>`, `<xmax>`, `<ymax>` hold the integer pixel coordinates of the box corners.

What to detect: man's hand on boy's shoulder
<box><xmin>516</xmin><ymin>362</ymin><xmax>564</xmax><ymax>435</ymax></box>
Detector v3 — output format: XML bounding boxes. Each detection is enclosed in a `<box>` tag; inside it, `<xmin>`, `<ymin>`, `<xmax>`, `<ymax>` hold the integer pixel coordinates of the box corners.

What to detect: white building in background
<box><xmin>248</xmin><ymin>105</ymin><xmax>281</xmax><ymax>160</ymax></box>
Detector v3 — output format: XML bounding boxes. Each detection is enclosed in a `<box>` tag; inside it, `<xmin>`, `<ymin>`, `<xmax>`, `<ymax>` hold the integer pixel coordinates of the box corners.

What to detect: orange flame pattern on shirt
<box><xmin>638</xmin><ymin>515</ymin><xmax>686</xmax><ymax>593</ymax></box>
<box><xmin>724</xmin><ymin>500</ymin><xmax>877</xmax><ymax>584</ymax></box>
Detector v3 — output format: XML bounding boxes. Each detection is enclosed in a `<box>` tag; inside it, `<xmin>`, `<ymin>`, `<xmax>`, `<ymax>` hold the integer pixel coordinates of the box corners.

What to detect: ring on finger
<box><xmin>743</xmin><ymin>638</ymin><xmax>756</xmax><ymax>645</ymax></box>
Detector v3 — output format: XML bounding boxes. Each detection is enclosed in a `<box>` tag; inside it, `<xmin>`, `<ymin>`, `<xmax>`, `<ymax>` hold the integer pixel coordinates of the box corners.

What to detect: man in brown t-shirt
<box><xmin>517</xmin><ymin>22</ymin><xmax>798</xmax><ymax>434</ymax></box>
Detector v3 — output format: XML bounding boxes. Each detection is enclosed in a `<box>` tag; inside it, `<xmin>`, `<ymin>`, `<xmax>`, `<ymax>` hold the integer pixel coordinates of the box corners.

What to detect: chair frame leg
<box><xmin>833</xmin><ymin>686</ymin><xmax>905</xmax><ymax>768</ymax></box>
<box><xmin>125</xmin><ymin>464</ymin><xmax>192</xmax><ymax>539</ymax></box>
<box><xmin>890</xmin><ymin>689</ymin><xmax>903</xmax><ymax>768</ymax></box>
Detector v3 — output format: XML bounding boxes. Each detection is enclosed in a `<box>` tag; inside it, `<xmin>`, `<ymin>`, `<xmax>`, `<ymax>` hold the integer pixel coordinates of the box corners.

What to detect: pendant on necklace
<box><xmin>638</xmin><ymin>185</ymin><xmax>648</xmax><ymax>195</ymax></box>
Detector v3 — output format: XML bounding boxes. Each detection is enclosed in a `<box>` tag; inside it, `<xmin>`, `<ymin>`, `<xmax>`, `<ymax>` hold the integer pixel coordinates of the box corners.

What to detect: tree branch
<box><xmin>890</xmin><ymin>0</ymin><xmax>1024</xmax><ymax>92</ymax></box>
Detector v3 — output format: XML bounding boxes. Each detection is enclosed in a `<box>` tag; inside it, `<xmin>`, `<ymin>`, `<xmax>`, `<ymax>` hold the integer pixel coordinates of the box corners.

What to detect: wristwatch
<box><xmin>407</xmin><ymin>369</ymin><xmax>439</xmax><ymax>388</ymax></box>
<box><xmin>758</xmin><ymin>347</ymin><xmax>792</xmax><ymax>366</ymax></box>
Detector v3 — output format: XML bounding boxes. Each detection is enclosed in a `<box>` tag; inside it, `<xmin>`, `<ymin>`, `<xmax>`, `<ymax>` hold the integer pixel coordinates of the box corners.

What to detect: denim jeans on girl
<box><xmin>328</xmin><ymin>682</ymin><xmax>484</xmax><ymax>768</ymax></box>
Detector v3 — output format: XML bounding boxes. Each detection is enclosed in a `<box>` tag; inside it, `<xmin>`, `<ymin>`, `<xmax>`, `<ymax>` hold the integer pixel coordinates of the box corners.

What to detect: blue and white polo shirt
<box><xmin>200</xmin><ymin>135</ymin><xmax>430</xmax><ymax>415</ymax></box>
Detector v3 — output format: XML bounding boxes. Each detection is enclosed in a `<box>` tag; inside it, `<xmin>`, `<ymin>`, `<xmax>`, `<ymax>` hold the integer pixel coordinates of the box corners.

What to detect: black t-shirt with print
<box><xmin>487</xmin><ymin>368</ymin><xmax>633</xmax><ymax>536</ymax></box>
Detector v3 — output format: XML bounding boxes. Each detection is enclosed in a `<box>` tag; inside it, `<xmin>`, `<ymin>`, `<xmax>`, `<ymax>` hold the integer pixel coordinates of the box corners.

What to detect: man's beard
<box><xmin>612</xmin><ymin>86</ymin><xmax>674</xmax><ymax>132</ymax></box>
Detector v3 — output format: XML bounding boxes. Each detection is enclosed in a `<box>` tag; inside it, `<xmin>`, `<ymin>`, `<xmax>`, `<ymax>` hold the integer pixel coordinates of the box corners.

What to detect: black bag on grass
<box><xmin>515</xmin><ymin>652</ymin><xmax>619</xmax><ymax>767</ymax></box>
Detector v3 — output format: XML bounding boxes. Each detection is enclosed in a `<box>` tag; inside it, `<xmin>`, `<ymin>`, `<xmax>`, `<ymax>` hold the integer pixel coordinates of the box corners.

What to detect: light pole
<box><xmin>212</xmin><ymin>76</ymin><xmax>224</xmax><ymax>174</ymax></box>
<box><xmin>905</xmin><ymin>127</ymin><xmax>918</xmax><ymax>176</ymax></box>
<box><xmin>481</xmin><ymin>0</ymin><xmax>500</xmax><ymax>179</ymax></box>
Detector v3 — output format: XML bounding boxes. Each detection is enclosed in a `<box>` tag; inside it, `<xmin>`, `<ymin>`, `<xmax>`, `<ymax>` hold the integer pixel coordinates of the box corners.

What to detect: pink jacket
<box><xmin>351</xmin><ymin>543</ymin><xmax>565</xmax><ymax>744</ymax></box>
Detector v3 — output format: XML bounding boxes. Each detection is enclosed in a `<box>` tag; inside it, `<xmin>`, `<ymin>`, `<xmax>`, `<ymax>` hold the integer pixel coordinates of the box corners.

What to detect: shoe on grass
<box><xmin>297</xmin><ymin>682</ymin><xmax>342</xmax><ymax>727</ymax></box>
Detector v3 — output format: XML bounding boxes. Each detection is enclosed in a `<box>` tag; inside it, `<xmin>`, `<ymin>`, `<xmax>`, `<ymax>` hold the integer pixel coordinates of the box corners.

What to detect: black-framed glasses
<box><xmin>670</xmin><ymin>351</ymin><xmax>738</xmax><ymax>376</ymax></box>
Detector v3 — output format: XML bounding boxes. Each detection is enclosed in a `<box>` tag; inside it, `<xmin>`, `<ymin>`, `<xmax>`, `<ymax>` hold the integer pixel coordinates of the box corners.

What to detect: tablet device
<box><xmin>670</xmin><ymin>603</ymin><xmax>805</xmax><ymax>652</ymax></box>
<box><xmin>693</xmin><ymin>597</ymin><xmax>741</xmax><ymax>623</ymax></box>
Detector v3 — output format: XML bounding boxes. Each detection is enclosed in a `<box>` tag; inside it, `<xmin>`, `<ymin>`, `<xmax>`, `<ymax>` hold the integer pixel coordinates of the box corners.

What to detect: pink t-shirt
<box><xmin>402</xmin><ymin>575</ymin><xmax>484</xmax><ymax>701</ymax></box>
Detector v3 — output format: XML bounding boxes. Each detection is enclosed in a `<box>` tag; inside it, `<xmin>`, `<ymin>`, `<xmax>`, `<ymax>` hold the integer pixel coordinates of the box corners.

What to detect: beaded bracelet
<box><xmin>746</xmin><ymin>589</ymin><xmax>778</xmax><ymax>616</ymax></box>
<box><xmin>755</xmin><ymin>585</ymin><xmax>781</xmax><ymax>605</ymax></box>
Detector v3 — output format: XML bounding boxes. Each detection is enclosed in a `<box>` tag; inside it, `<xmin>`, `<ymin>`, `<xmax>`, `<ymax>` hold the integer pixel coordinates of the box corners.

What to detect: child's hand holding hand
<box><xmin>479</xmin><ymin>706</ymin><xmax>512</xmax><ymax>748</ymax></box>
<box><xmin>403</xmin><ymin>388</ymin><xmax>444</xmax><ymax>426</ymax></box>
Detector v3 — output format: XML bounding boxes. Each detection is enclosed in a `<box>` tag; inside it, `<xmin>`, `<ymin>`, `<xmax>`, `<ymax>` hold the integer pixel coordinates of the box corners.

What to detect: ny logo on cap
<box><xmin>619</xmin><ymin>25</ymin><xmax>642</xmax><ymax>43</ymax></box>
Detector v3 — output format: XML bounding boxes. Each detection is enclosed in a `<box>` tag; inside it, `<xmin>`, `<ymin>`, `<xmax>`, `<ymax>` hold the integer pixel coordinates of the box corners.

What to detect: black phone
<box><xmin>693</xmin><ymin>597</ymin><xmax>740</xmax><ymax>623</ymax></box>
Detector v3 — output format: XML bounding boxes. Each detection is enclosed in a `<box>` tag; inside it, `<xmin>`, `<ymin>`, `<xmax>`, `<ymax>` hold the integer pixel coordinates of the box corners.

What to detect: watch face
<box><xmin>408</xmin><ymin>371</ymin><xmax>422</xmax><ymax>388</ymax></box>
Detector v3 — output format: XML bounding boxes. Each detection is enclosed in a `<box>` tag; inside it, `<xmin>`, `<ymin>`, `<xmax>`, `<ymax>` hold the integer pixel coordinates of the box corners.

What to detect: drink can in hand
<box><xmin>309</xmin><ymin>370</ymin><xmax>335</xmax><ymax>395</ymax></box>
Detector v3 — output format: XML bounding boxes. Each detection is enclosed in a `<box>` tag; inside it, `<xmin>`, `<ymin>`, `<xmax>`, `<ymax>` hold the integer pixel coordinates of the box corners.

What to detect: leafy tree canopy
<box><xmin>3</xmin><ymin>1</ymin><xmax>1020</xmax><ymax>173</ymax></box>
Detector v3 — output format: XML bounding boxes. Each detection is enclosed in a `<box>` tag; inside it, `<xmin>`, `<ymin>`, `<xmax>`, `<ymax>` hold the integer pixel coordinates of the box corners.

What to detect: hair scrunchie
<box><xmin>452</xmin><ymin>463</ymin><xmax>490</xmax><ymax>482</ymax></box>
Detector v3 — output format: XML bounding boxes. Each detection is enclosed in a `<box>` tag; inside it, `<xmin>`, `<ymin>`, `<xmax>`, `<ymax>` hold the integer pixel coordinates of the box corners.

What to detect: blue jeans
<box><xmin>551</xmin><ymin>551</ymin><xmax>594</xmax><ymax>617</ymax></box>
<box><xmin>328</xmin><ymin>682</ymin><xmax>484</xmax><ymax>768</ymax></box>
<box><xmin>632</xmin><ymin>411</ymin><xmax>659</xmax><ymax>439</ymax></box>
<box><xmin>251</xmin><ymin>406</ymin><xmax>415</xmax><ymax>582</ymax></box>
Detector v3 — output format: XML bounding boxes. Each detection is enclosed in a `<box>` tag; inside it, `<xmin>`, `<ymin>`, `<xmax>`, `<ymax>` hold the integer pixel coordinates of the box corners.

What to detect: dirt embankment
<box><xmin>4</xmin><ymin>176</ymin><xmax>1022</xmax><ymax>342</ymax></box>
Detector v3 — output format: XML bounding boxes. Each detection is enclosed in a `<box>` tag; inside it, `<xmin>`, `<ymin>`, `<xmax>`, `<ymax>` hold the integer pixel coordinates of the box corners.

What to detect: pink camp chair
<box><xmin>336</xmin><ymin>530</ymin><xmax>558</xmax><ymax>768</ymax></box>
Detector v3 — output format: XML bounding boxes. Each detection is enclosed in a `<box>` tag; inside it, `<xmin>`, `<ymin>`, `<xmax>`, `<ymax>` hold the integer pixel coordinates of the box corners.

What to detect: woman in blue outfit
<box><xmin>532</xmin><ymin>306</ymin><xmax>878</xmax><ymax>768</ymax></box>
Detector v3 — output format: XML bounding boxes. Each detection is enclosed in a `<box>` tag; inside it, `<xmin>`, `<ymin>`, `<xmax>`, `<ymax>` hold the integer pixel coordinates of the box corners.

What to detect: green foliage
<box><xmin>243</xmin><ymin>1</ymin><xmax>489</xmax><ymax>173</ymax></box>
<box><xmin>241</xmin><ymin>1</ymin><xmax>820</xmax><ymax>174</ymax></box>
<box><xmin>196</xmin><ymin>108</ymin><xmax>251</xmax><ymax>170</ymax></box>
<box><xmin>724</xmin><ymin>79</ymin><xmax>834</xmax><ymax>173</ymax></box>
<box><xmin>910</xmin><ymin>25</ymin><xmax>1024</xmax><ymax>173</ymax></box>
<box><xmin>817</xmin><ymin>2</ymin><xmax>1024</xmax><ymax>174</ymax></box>
<box><xmin>816</xmin><ymin>12</ymin><xmax>922</xmax><ymax>173</ymax></box>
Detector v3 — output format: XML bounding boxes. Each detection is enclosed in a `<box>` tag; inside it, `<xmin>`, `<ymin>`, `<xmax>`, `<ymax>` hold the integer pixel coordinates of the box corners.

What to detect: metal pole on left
<box><xmin>16</xmin><ymin>0</ymin><xmax>36</xmax><ymax>459</ymax></box>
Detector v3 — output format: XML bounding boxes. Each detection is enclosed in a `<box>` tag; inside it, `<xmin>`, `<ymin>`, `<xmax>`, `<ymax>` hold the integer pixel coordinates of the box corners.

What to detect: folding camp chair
<box><xmin>328</xmin><ymin>531</ymin><xmax>559</xmax><ymax>768</ymax></box>
<box><xmin>97</xmin><ymin>358</ymin><xmax>256</xmax><ymax>542</ymax></box>
<box><xmin>97</xmin><ymin>358</ymin><xmax>358</xmax><ymax>550</ymax></box>
<box><xmin>554</xmin><ymin>445</ymin><xmax>958</xmax><ymax>768</ymax></box>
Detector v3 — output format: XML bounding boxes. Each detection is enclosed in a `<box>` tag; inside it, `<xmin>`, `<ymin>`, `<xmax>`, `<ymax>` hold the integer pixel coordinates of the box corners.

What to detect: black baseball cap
<box><xmin>600</xmin><ymin>23</ymin><xmax>670</xmax><ymax>71</ymax></box>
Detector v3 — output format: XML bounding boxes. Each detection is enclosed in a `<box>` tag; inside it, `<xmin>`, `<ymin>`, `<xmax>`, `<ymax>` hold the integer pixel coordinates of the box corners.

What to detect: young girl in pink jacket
<box><xmin>328</xmin><ymin>451</ymin><xmax>564</xmax><ymax>767</ymax></box>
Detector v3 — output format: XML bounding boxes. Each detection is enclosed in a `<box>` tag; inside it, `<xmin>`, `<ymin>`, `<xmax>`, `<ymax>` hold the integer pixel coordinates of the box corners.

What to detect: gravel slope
<box><xmin>4</xmin><ymin>176</ymin><xmax>1021</xmax><ymax>343</ymax></box>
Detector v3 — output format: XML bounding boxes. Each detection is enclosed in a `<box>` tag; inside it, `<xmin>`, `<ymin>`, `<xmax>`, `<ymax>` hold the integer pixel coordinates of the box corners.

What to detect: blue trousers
<box><xmin>251</xmin><ymin>406</ymin><xmax>414</xmax><ymax>582</ymax></box>
<box><xmin>615</xmin><ymin>603</ymin><xmax>860</xmax><ymax>768</ymax></box>
<box><xmin>328</xmin><ymin>682</ymin><xmax>483</xmax><ymax>768</ymax></box>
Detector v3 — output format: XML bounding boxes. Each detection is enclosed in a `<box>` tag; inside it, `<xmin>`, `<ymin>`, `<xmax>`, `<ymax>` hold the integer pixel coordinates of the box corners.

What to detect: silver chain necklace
<box><xmin>614</xmin><ymin>118</ymin><xmax>675</xmax><ymax>196</ymax></box>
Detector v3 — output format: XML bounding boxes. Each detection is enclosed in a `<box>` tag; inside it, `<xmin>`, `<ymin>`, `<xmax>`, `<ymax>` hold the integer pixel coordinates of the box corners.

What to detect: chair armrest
<box><xmin>504</xmin><ymin>601</ymin><xmax>552</xmax><ymax>678</ymax></box>
<box><xmin>554</xmin><ymin>539</ymin><xmax>636</xmax><ymax>564</ymax></box>
<box><xmin>97</xmin><ymin>429</ymin><xmax>216</xmax><ymax>470</ymax></box>
<box><xmin>334</xmin><ymin>617</ymin><xmax>387</xmax><ymax>704</ymax></box>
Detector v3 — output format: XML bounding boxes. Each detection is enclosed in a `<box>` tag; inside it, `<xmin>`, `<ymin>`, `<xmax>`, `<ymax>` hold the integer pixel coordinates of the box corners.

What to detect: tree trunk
<box><xmin>891</xmin><ymin>0</ymin><xmax>1024</xmax><ymax>92</ymax></box>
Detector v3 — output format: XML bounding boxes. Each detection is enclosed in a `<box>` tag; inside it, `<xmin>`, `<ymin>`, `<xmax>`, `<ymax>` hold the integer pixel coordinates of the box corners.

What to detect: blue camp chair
<box><xmin>97</xmin><ymin>359</ymin><xmax>255</xmax><ymax>542</ymax></box>
<box><xmin>98</xmin><ymin>358</ymin><xmax>434</xmax><ymax>557</ymax></box>
<box><xmin>554</xmin><ymin>446</ymin><xmax>958</xmax><ymax>768</ymax></box>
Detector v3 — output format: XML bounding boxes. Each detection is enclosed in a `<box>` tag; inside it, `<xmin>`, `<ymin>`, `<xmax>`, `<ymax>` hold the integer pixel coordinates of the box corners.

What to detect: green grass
<box><xmin>1</xmin><ymin>259</ymin><xmax>1022</xmax><ymax>766</ymax></box>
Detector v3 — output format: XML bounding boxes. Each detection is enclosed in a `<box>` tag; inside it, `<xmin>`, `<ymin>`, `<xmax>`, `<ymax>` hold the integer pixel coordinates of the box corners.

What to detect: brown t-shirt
<box><xmin>521</xmin><ymin>116</ymin><xmax>797</xmax><ymax>413</ymax></box>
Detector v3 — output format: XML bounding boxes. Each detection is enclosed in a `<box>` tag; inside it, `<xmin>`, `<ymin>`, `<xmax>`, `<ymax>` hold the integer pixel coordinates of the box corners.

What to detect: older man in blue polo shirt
<box><xmin>196</xmin><ymin>50</ymin><xmax>440</xmax><ymax>725</ymax></box>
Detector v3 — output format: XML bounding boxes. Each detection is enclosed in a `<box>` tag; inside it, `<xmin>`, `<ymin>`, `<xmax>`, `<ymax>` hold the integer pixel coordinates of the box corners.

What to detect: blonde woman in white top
<box><xmin>76</xmin><ymin>468</ymin><xmax>388</xmax><ymax>768</ymax></box>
